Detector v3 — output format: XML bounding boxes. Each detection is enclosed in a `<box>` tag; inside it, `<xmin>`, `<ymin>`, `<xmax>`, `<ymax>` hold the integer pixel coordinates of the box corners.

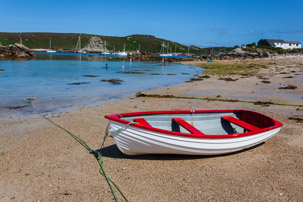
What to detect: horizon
<box><xmin>1</xmin><ymin>0</ymin><xmax>302</xmax><ymax>48</ymax></box>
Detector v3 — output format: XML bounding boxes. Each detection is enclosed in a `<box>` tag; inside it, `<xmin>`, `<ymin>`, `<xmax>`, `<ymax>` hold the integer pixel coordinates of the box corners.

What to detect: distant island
<box><xmin>1</xmin><ymin>32</ymin><xmax>302</xmax><ymax>60</ymax></box>
<box><xmin>0</xmin><ymin>32</ymin><xmax>233</xmax><ymax>55</ymax></box>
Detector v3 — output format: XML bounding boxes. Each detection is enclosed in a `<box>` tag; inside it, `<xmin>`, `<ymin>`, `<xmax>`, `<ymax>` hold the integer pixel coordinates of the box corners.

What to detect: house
<box><xmin>258</xmin><ymin>39</ymin><xmax>301</xmax><ymax>49</ymax></box>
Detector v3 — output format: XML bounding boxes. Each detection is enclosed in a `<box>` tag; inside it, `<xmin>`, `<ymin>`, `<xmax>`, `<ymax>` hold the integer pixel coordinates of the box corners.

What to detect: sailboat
<box><xmin>75</xmin><ymin>35</ymin><xmax>86</xmax><ymax>54</ymax></box>
<box><xmin>116</xmin><ymin>44</ymin><xmax>127</xmax><ymax>56</ymax></box>
<box><xmin>101</xmin><ymin>40</ymin><xmax>111</xmax><ymax>55</ymax></box>
<box><xmin>159</xmin><ymin>42</ymin><xmax>172</xmax><ymax>57</ymax></box>
<box><xmin>47</xmin><ymin>38</ymin><xmax>56</xmax><ymax>53</ymax></box>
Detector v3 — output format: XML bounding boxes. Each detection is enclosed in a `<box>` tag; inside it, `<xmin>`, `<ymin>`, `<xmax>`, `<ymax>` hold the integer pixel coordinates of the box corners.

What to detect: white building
<box><xmin>258</xmin><ymin>39</ymin><xmax>301</xmax><ymax>50</ymax></box>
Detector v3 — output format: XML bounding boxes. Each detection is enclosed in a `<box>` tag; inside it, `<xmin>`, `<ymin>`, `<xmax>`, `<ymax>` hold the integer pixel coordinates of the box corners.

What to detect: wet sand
<box><xmin>0</xmin><ymin>56</ymin><xmax>303</xmax><ymax>201</ymax></box>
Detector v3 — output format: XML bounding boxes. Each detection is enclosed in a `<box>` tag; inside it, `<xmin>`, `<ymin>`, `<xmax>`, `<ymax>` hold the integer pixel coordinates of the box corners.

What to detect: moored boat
<box><xmin>115</xmin><ymin>44</ymin><xmax>127</xmax><ymax>56</ymax></box>
<box><xmin>46</xmin><ymin>38</ymin><xmax>56</xmax><ymax>53</ymax></box>
<box><xmin>104</xmin><ymin>110</ymin><xmax>283</xmax><ymax>155</ymax></box>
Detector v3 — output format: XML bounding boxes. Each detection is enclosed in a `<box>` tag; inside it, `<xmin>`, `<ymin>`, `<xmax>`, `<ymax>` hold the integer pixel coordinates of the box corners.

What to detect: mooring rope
<box><xmin>27</xmin><ymin>102</ymin><xmax>128</xmax><ymax>202</ymax></box>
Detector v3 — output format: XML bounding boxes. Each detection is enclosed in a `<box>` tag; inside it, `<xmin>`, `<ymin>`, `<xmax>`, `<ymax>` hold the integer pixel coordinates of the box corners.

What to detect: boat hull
<box><xmin>105</xmin><ymin>110</ymin><xmax>283</xmax><ymax>155</ymax></box>
<box><xmin>108</xmin><ymin>120</ymin><xmax>281</xmax><ymax>155</ymax></box>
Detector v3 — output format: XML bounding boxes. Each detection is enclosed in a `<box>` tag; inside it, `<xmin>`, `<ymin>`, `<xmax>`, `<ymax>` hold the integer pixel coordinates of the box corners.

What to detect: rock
<box><xmin>83</xmin><ymin>36</ymin><xmax>104</xmax><ymax>52</ymax></box>
<box><xmin>263</xmin><ymin>52</ymin><xmax>271</xmax><ymax>57</ymax></box>
<box><xmin>27</xmin><ymin>98</ymin><xmax>37</xmax><ymax>101</ymax></box>
<box><xmin>68</xmin><ymin>82</ymin><xmax>90</xmax><ymax>85</ymax></box>
<box><xmin>136</xmin><ymin>91</ymin><xmax>148</xmax><ymax>97</ymax></box>
<box><xmin>0</xmin><ymin>44</ymin><xmax>35</xmax><ymax>58</ymax></box>
<box><xmin>101</xmin><ymin>79</ymin><xmax>124</xmax><ymax>85</ymax></box>
<box><xmin>83</xmin><ymin>75</ymin><xmax>99</xmax><ymax>77</ymax></box>
<box><xmin>0</xmin><ymin>69</ymin><xmax>4</xmax><ymax>71</ymax></box>
<box><xmin>218</xmin><ymin>78</ymin><xmax>238</xmax><ymax>82</ymax></box>
<box><xmin>278</xmin><ymin>85</ymin><xmax>297</xmax><ymax>89</ymax></box>
<box><xmin>288</xmin><ymin>115</ymin><xmax>303</xmax><ymax>123</ymax></box>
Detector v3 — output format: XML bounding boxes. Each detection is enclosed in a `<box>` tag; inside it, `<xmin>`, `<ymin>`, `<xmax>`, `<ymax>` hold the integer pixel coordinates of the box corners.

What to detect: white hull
<box><xmin>109</xmin><ymin>120</ymin><xmax>281</xmax><ymax>155</ymax></box>
<box><xmin>47</xmin><ymin>50</ymin><xmax>56</xmax><ymax>53</ymax></box>
<box><xmin>160</xmin><ymin>53</ymin><xmax>173</xmax><ymax>57</ymax></box>
<box><xmin>116</xmin><ymin>51</ymin><xmax>127</xmax><ymax>56</ymax></box>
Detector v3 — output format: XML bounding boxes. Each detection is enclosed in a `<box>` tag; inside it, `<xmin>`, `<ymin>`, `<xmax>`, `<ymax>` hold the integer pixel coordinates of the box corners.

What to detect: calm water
<box><xmin>0</xmin><ymin>54</ymin><xmax>202</xmax><ymax>119</ymax></box>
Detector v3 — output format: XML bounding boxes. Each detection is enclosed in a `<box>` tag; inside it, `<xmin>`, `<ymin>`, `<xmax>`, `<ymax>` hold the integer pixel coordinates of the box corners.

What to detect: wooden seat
<box><xmin>222</xmin><ymin>116</ymin><xmax>260</xmax><ymax>131</ymax></box>
<box><xmin>172</xmin><ymin>118</ymin><xmax>205</xmax><ymax>135</ymax></box>
<box><xmin>134</xmin><ymin>118</ymin><xmax>152</xmax><ymax>127</ymax></box>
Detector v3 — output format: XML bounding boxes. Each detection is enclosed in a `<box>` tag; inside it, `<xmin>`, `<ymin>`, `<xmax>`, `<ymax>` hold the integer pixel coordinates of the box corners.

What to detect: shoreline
<box><xmin>0</xmin><ymin>56</ymin><xmax>302</xmax><ymax>201</ymax></box>
<box><xmin>0</xmin><ymin>59</ymin><xmax>202</xmax><ymax>122</ymax></box>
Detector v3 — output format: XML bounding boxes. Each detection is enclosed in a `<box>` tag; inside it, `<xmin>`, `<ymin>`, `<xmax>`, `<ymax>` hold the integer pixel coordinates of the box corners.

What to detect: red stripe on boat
<box><xmin>134</xmin><ymin>118</ymin><xmax>152</xmax><ymax>127</ymax></box>
<box><xmin>172</xmin><ymin>118</ymin><xmax>205</xmax><ymax>135</ymax></box>
<box><xmin>222</xmin><ymin>116</ymin><xmax>260</xmax><ymax>131</ymax></box>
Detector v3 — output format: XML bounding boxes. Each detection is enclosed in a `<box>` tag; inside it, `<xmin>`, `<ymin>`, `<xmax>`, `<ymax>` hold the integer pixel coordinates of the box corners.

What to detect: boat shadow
<box><xmin>97</xmin><ymin>143</ymin><xmax>265</xmax><ymax>160</ymax></box>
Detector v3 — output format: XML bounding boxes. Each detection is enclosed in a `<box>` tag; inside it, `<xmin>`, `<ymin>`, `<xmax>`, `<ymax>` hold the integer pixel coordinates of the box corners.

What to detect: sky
<box><xmin>1</xmin><ymin>0</ymin><xmax>302</xmax><ymax>47</ymax></box>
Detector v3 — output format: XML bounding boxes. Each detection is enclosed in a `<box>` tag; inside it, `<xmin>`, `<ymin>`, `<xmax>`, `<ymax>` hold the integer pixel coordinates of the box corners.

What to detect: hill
<box><xmin>0</xmin><ymin>32</ymin><xmax>233</xmax><ymax>54</ymax></box>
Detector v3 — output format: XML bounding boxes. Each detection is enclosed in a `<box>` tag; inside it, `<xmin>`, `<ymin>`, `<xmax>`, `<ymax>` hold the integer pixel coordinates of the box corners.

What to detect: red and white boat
<box><xmin>104</xmin><ymin>110</ymin><xmax>282</xmax><ymax>155</ymax></box>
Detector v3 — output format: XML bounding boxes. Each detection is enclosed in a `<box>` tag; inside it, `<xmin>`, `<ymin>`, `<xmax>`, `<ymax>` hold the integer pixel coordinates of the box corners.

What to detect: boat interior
<box><xmin>121</xmin><ymin>111</ymin><xmax>275</xmax><ymax>135</ymax></box>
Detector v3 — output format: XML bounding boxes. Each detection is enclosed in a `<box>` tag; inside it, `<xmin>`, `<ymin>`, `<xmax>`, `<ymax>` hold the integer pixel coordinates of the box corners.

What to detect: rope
<box><xmin>27</xmin><ymin>102</ymin><xmax>128</xmax><ymax>202</ymax></box>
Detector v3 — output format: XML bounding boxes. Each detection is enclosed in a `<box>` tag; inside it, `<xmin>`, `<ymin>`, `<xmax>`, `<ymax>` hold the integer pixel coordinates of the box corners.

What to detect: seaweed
<box><xmin>83</xmin><ymin>75</ymin><xmax>100</xmax><ymax>77</ymax></box>
<box><xmin>101</xmin><ymin>79</ymin><xmax>124</xmax><ymax>85</ymax></box>
<box><xmin>135</xmin><ymin>92</ymin><xmax>303</xmax><ymax>107</ymax></box>
<box><xmin>218</xmin><ymin>78</ymin><xmax>238</xmax><ymax>81</ymax></box>
<box><xmin>68</xmin><ymin>82</ymin><xmax>90</xmax><ymax>85</ymax></box>
<box><xmin>279</xmin><ymin>85</ymin><xmax>297</xmax><ymax>89</ymax></box>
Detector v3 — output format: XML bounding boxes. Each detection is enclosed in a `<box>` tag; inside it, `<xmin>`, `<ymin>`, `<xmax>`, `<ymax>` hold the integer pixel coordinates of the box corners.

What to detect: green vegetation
<box><xmin>243</xmin><ymin>42</ymin><xmax>303</xmax><ymax>54</ymax></box>
<box><xmin>0</xmin><ymin>32</ymin><xmax>233</xmax><ymax>54</ymax></box>
<box><xmin>196</xmin><ymin>62</ymin><xmax>264</xmax><ymax>76</ymax></box>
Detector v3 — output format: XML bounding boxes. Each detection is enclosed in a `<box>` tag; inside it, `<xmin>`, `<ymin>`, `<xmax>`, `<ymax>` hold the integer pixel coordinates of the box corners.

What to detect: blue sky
<box><xmin>1</xmin><ymin>0</ymin><xmax>302</xmax><ymax>47</ymax></box>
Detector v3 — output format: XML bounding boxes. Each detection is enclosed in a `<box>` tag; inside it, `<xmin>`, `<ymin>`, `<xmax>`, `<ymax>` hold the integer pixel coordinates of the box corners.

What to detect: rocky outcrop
<box><xmin>83</xmin><ymin>36</ymin><xmax>104</xmax><ymax>52</ymax></box>
<box><xmin>0</xmin><ymin>44</ymin><xmax>35</xmax><ymax>58</ymax></box>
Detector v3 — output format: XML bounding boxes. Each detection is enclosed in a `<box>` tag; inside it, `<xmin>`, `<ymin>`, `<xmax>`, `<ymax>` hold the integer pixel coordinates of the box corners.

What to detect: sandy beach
<box><xmin>1</xmin><ymin>56</ymin><xmax>302</xmax><ymax>201</ymax></box>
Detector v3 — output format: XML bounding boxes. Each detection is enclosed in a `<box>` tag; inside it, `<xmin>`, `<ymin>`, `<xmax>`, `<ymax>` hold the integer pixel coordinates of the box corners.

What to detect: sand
<box><xmin>0</xmin><ymin>56</ymin><xmax>302</xmax><ymax>201</ymax></box>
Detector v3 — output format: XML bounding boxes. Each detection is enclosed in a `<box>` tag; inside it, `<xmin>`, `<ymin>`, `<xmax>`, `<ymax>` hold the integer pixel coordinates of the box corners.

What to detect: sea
<box><xmin>0</xmin><ymin>52</ymin><xmax>203</xmax><ymax>120</ymax></box>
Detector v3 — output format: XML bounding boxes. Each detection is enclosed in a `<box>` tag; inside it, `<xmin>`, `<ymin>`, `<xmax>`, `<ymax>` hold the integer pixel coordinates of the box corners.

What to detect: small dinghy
<box><xmin>104</xmin><ymin>110</ymin><xmax>282</xmax><ymax>155</ymax></box>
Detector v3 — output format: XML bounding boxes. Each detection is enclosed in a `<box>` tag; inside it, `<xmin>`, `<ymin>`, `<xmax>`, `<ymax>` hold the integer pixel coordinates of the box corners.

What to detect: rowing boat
<box><xmin>104</xmin><ymin>110</ymin><xmax>282</xmax><ymax>155</ymax></box>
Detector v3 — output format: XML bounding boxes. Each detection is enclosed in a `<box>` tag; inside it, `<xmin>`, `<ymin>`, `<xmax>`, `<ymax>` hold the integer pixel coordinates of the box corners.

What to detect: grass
<box><xmin>196</xmin><ymin>62</ymin><xmax>264</xmax><ymax>76</ymax></box>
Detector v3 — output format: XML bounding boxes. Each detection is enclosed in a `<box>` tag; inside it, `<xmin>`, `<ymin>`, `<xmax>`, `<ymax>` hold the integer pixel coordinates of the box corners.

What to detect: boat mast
<box><xmin>79</xmin><ymin>35</ymin><xmax>81</xmax><ymax>51</ymax></box>
<box><xmin>167</xmin><ymin>43</ymin><xmax>169</xmax><ymax>53</ymax></box>
<box><xmin>49</xmin><ymin>38</ymin><xmax>51</xmax><ymax>49</ymax></box>
<box><xmin>174</xmin><ymin>44</ymin><xmax>176</xmax><ymax>54</ymax></box>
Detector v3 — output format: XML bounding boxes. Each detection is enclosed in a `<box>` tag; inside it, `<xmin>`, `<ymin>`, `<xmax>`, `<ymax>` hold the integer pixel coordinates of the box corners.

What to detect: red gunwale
<box><xmin>104</xmin><ymin>110</ymin><xmax>283</xmax><ymax>139</ymax></box>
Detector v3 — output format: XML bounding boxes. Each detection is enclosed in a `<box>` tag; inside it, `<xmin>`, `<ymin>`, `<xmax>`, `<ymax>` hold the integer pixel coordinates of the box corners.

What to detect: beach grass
<box><xmin>196</xmin><ymin>62</ymin><xmax>265</xmax><ymax>76</ymax></box>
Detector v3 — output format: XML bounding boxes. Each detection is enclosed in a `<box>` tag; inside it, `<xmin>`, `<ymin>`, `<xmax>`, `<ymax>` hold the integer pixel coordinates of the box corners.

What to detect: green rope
<box><xmin>28</xmin><ymin>102</ymin><xmax>128</xmax><ymax>202</ymax></box>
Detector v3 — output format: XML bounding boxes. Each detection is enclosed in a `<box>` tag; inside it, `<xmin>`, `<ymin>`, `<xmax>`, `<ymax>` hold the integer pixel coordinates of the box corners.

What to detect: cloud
<box><xmin>269</xmin><ymin>28</ymin><xmax>303</xmax><ymax>34</ymax></box>
<box><xmin>210</xmin><ymin>27</ymin><xmax>228</xmax><ymax>36</ymax></box>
